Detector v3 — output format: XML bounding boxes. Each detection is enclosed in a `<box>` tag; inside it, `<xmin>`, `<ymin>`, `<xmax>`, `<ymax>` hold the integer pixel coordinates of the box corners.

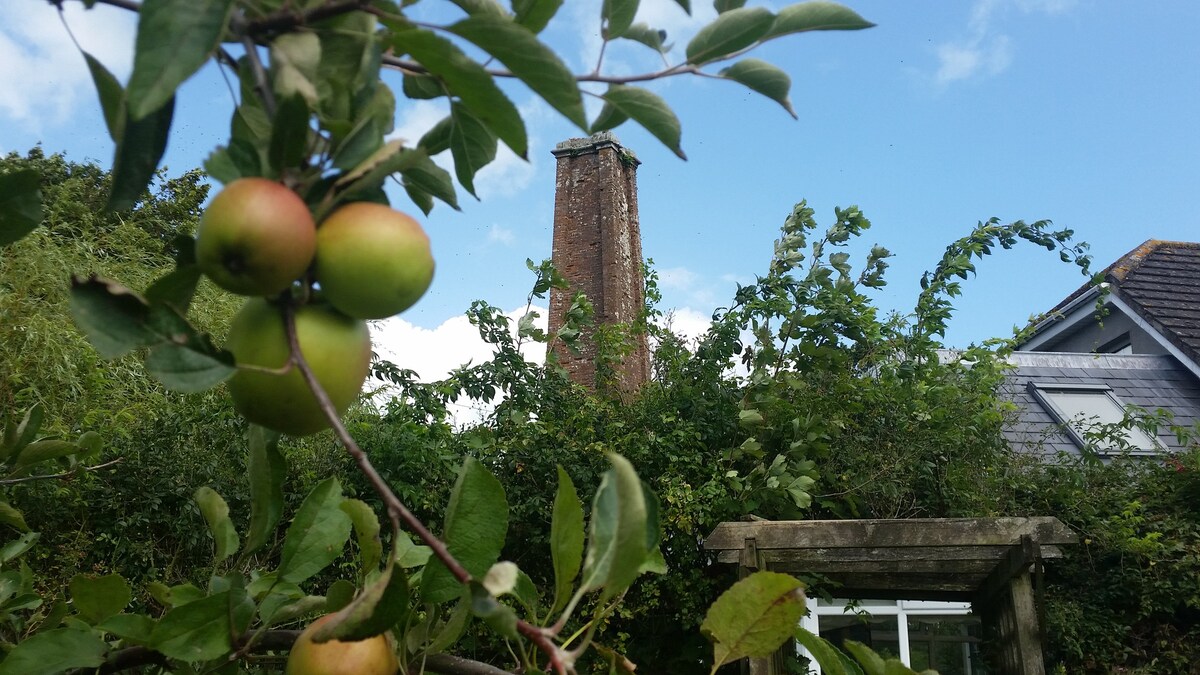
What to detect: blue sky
<box><xmin>4</xmin><ymin>0</ymin><xmax>1198</xmax><ymax>382</ymax></box>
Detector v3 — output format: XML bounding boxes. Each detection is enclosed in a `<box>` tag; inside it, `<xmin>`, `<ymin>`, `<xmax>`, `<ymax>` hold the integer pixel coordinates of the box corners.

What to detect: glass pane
<box><xmin>818</xmin><ymin>614</ymin><xmax>902</xmax><ymax>662</ymax></box>
<box><xmin>1042</xmin><ymin>390</ymin><xmax>1157</xmax><ymax>450</ymax></box>
<box><xmin>906</xmin><ymin>615</ymin><xmax>988</xmax><ymax>675</ymax></box>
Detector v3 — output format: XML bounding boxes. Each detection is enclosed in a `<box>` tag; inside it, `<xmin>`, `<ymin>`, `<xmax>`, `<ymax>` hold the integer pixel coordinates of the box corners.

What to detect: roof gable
<box><xmin>1111</xmin><ymin>241</ymin><xmax>1200</xmax><ymax>367</ymax></box>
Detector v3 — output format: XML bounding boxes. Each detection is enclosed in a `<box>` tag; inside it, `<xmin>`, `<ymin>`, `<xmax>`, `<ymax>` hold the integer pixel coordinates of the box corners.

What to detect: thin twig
<box><xmin>0</xmin><ymin>458</ymin><xmax>123</xmax><ymax>486</ymax></box>
<box><xmin>380</xmin><ymin>54</ymin><xmax>700</xmax><ymax>84</ymax></box>
<box><xmin>233</xmin><ymin>12</ymin><xmax>277</xmax><ymax>118</ymax></box>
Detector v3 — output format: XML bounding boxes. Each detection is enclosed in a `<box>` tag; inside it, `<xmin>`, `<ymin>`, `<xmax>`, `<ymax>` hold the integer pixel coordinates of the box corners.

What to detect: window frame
<box><xmin>1027</xmin><ymin>381</ymin><xmax>1161</xmax><ymax>455</ymax></box>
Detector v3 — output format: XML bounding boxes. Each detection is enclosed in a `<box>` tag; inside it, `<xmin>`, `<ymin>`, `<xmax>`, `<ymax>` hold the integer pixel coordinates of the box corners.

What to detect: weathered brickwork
<box><xmin>548</xmin><ymin>133</ymin><xmax>650</xmax><ymax>393</ymax></box>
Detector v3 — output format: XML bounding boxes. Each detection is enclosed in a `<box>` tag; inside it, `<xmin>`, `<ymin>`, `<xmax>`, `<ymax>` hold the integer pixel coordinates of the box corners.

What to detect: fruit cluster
<box><xmin>195</xmin><ymin>179</ymin><xmax>434</xmax><ymax>435</ymax></box>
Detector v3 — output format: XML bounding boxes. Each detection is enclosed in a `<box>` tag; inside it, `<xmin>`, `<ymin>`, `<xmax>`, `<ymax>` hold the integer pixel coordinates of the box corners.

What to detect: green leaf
<box><xmin>765</xmin><ymin>1</ymin><xmax>875</xmax><ymax>40</ymax></box>
<box><xmin>447</xmin><ymin>0</ymin><xmax>507</xmax><ymax>15</ymax></box>
<box><xmin>0</xmin><ymin>627</ymin><xmax>108</xmax><ymax>675</ymax></box>
<box><xmin>7</xmin><ymin>404</ymin><xmax>43</xmax><ymax>457</ymax></box>
<box><xmin>447</xmin><ymin>16</ymin><xmax>587</xmax><ymax>130</ymax></box>
<box><xmin>126</xmin><ymin>0</ymin><xmax>234</xmax><ymax>120</ymax></box>
<box><xmin>82</xmin><ymin>53</ymin><xmax>123</xmax><ymax>141</ymax></box>
<box><xmin>96</xmin><ymin>613</ymin><xmax>156</xmax><ymax>644</ymax></box>
<box><xmin>468</xmin><ymin>581</ymin><xmax>518</xmax><ymax>640</ymax></box>
<box><xmin>398</xmin><ymin>147</ymin><xmax>460</xmax><ymax>212</ymax></box>
<box><xmin>0</xmin><ymin>533</ymin><xmax>39</xmax><ymax>563</ymax></box>
<box><xmin>715</xmin><ymin>0</ymin><xmax>747</xmax><ymax>11</ymax></box>
<box><xmin>271</xmin><ymin>32</ymin><xmax>322</xmax><ymax>105</ymax></box>
<box><xmin>324</xmin><ymin>579</ymin><xmax>358</xmax><ymax>612</ymax></box>
<box><xmin>340</xmin><ymin>498</ymin><xmax>382</xmax><ymax>574</ymax></box>
<box><xmin>602</xmin><ymin>0</ymin><xmax>640</xmax><ymax>38</ymax></box>
<box><xmin>70</xmin><ymin>275</ymin><xmax>235</xmax><ymax>390</ymax></box>
<box><xmin>580</xmin><ymin>453</ymin><xmax>649</xmax><ymax>601</ymax></box>
<box><xmin>513</xmin><ymin>0</ymin><xmax>563</xmax><ymax>33</ymax></box>
<box><xmin>402</xmin><ymin>73</ymin><xmax>445</xmax><ymax>100</ymax></box>
<box><xmin>145</xmin><ymin>265</ymin><xmax>203</xmax><ymax>314</ymax></box>
<box><xmin>394</xmin><ymin>531</ymin><xmax>433</xmax><ymax>568</ymax></box>
<box><xmin>392</xmin><ymin>26</ymin><xmax>528</xmax><ymax>158</ymax></box>
<box><xmin>194</xmin><ymin>487</ymin><xmax>239</xmax><ymax>562</ymax></box>
<box><xmin>0</xmin><ymin>503</ymin><xmax>29</xmax><ymax>533</ymax></box>
<box><xmin>10</xmin><ymin>440</ymin><xmax>80</xmax><ymax>475</ymax></box>
<box><xmin>422</xmin><ymin>457</ymin><xmax>508</xmax><ymax>604</ymax></box>
<box><xmin>107</xmin><ymin>95</ymin><xmax>175</xmax><ymax>212</ymax></box>
<box><xmin>598</xmin><ymin>85</ymin><xmax>685</xmax><ymax>159</ymax></box>
<box><xmin>149</xmin><ymin>591</ymin><xmax>238</xmax><ymax>661</ymax></box>
<box><xmin>243</xmin><ymin>426</ymin><xmax>285</xmax><ymax>558</ymax></box>
<box><xmin>263</xmin><ymin>594</ymin><xmax>326</xmax><ymax>627</ymax></box>
<box><xmin>448</xmin><ymin>103</ymin><xmax>498</xmax><ymax>198</ymax></box>
<box><xmin>700</xmin><ymin>571</ymin><xmax>807</xmax><ymax>671</ymax></box>
<box><xmin>204</xmin><ymin>139</ymin><xmax>262</xmax><ymax>184</ymax></box>
<box><xmin>312</xmin><ymin>563</ymin><xmax>409</xmax><ymax>641</ymax></box>
<box><xmin>268</xmin><ymin>95</ymin><xmax>312</xmax><ymax>174</ymax></box>
<box><xmin>0</xmin><ymin>169</ymin><xmax>43</xmax><ymax>247</ymax></box>
<box><xmin>278</xmin><ymin>478</ymin><xmax>352</xmax><ymax>585</ymax></box>
<box><xmin>719</xmin><ymin>58</ymin><xmax>796</xmax><ymax>118</ymax></box>
<box><xmin>620</xmin><ymin>23</ymin><xmax>669</xmax><ymax>53</ymax></box>
<box><xmin>418</xmin><ymin>115</ymin><xmax>453</xmax><ymax>155</ymax></box>
<box><xmin>549</xmin><ymin>465</ymin><xmax>584</xmax><ymax>614</ymax></box>
<box><xmin>843</xmin><ymin>640</ymin><xmax>887</xmax><ymax>675</ymax></box>
<box><xmin>686</xmin><ymin>7</ymin><xmax>774</xmax><ymax>65</ymax></box>
<box><xmin>794</xmin><ymin>626</ymin><xmax>863</xmax><ymax>675</ymax></box>
<box><xmin>70</xmin><ymin>573</ymin><xmax>131</xmax><ymax>624</ymax></box>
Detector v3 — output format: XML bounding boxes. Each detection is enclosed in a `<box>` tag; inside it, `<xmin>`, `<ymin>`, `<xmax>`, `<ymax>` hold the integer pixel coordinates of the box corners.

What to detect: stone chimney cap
<box><xmin>551</xmin><ymin>132</ymin><xmax>639</xmax><ymax>164</ymax></box>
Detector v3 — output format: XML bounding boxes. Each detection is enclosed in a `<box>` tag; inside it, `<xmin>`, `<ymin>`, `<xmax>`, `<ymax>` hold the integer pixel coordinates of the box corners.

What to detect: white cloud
<box><xmin>487</xmin><ymin>224</ymin><xmax>515</xmax><ymax>246</ymax></box>
<box><xmin>370</xmin><ymin>306</ymin><xmax>547</xmax><ymax>424</ymax></box>
<box><xmin>0</xmin><ymin>2</ymin><xmax>135</xmax><ymax>132</ymax></box>
<box><xmin>933</xmin><ymin>0</ymin><xmax>1072</xmax><ymax>85</ymax></box>
<box><xmin>658</xmin><ymin>265</ymin><xmax>700</xmax><ymax>290</ymax></box>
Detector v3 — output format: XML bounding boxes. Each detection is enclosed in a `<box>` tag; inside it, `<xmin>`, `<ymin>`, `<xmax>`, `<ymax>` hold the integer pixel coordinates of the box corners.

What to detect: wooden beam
<box><xmin>705</xmin><ymin>518</ymin><xmax>1077</xmax><ymax>552</ymax></box>
<box><xmin>974</xmin><ymin>536</ymin><xmax>1040</xmax><ymax>605</ymax></box>
<box><xmin>715</xmin><ymin>544</ymin><xmax>1065</xmax><ymax>565</ymax></box>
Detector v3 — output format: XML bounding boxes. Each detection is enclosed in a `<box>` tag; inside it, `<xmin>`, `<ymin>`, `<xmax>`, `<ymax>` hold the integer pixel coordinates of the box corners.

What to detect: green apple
<box><xmin>285</xmin><ymin>614</ymin><xmax>398</xmax><ymax>675</ymax></box>
<box><xmin>315</xmin><ymin>203</ymin><xmax>434</xmax><ymax>320</ymax></box>
<box><xmin>225</xmin><ymin>299</ymin><xmax>370</xmax><ymax>436</ymax></box>
<box><xmin>196</xmin><ymin>178</ymin><xmax>316</xmax><ymax>296</ymax></box>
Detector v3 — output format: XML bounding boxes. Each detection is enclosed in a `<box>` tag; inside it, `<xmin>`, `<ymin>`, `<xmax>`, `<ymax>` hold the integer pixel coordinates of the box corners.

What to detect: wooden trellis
<box><xmin>704</xmin><ymin>517</ymin><xmax>1077</xmax><ymax>675</ymax></box>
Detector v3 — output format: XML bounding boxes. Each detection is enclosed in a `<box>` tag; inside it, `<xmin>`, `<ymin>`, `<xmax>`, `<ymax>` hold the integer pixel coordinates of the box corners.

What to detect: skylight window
<box><xmin>1029</xmin><ymin>383</ymin><xmax>1160</xmax><ymax>453</ymax></box>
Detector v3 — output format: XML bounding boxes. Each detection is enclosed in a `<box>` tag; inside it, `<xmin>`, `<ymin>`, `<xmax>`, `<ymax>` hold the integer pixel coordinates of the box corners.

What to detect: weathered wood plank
<box><xmin>974</xmin><ymin>536</ymin><xmax>1039</xmax><ymax>605</ymax></box>
<box><xmin>704</xmin><ymin>517</ymin><xmax>1077</xmax><ymax>551</ymax></box>
<box><xmin>714</xmin><ymin>544</ymin><xmax>1065</xmax><ymax>565</ymax></box>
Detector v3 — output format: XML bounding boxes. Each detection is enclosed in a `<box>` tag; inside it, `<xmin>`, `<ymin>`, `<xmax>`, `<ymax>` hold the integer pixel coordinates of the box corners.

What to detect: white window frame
<box><xmin>798</xmin><ymin>598</ymin><xmax>978</xmax><ymax>673</ymax></box>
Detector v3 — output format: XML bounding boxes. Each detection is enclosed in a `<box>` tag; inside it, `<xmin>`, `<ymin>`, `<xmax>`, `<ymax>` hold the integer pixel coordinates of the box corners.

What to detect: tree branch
<box><xmin>282</xmin><ymin>305</ymin><xmax>566</xmax><ymax>674</ymax></box>
<box><xmin>0</xmin><ymin>458</ymin><xmax>123</xmax><ymax>486</ymax></box>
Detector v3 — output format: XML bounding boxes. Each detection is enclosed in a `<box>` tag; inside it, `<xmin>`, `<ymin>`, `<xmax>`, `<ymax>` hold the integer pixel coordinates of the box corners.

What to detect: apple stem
<box><xmin>282</xmin><ymin>304</ymin><xmax>569</xmax><ymax>674</ymax></box>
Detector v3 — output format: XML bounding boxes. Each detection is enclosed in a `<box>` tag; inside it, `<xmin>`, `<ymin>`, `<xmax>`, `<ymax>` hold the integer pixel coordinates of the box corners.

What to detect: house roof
<box><xmin>1000</xmin><ymin>351</ymin><xmax>1200</xmax><ymax>456</ymax></box>
<box><xmin>1035</xmin><ymin>240</ymin><xmax>1200</xmax><ymax>366</ymax></box>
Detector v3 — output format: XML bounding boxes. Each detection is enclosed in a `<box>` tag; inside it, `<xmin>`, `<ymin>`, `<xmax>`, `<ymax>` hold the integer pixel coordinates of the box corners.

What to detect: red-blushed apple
<box><xmin>314</xmin><ymin>203</ymin><xmax>434</xmax><ymax>320</ymax></box>
<box><xmin>196</xmin><ymin>178</ymin><xmax>316</xmax><ymax>296</ymax></box>
<box><xmin>285</xmin><ymin>614</ymin><xmax>398</xmax><ymax>675</ymax></box>
<box><xmin>225</xmin><ymin>299</ymin><xmax>370</xmax><ymax>436</ymax></box>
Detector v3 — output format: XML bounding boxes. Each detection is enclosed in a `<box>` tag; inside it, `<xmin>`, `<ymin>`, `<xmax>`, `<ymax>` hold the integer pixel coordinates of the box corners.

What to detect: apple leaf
<box><xmin>421</xmin><ymin>457</ymin><xmax>508</xmax><ymax>604</ymax></box>
<box><xmin>0</xmin><ymin>169</ymin><xmax>43</xmax><ymax>248</ymax></box>
<box><xmin>70</xmin><ymin>574</ymin><xmax>132</xmax><ymax>625</ymax></box>
<box><xmin>448</xmin><ymin>103</ymin><xmax>498</xmax><ymax>198</ymax></box>
<box><xmin>794</xmin><ymin>626</ymin><xmax>864</xmax><ymax>675</ymax></box>
<box><xmin>447</xmin><ymin>15</ymin><xmax>587</xmax><ymax>130</ymax></box>
<box><xmin>149</xmin><ymin>591</ymin><xmax>241</xmax><ymax>662</ymax></box>
<box><xmin>278</xmin><ymin>478</ymin><xmax>352</xmax><ymax>585</ymax></box>
<box><xmin>340</xmin><ymin>498</ymin><xmax>383</xmax><ymax>575</ymax></box>
<box><xmin>0</xmin><ymin>628</ymin><xmax>108</xmax><ymax>675</ymax></box>
<box><xmin>701</xmin><ymin>571</ymin><xmax>807</xmax><ymax>672</ymax></box>
<box><xmin>312</xmin><ymin>563</ymin><xmax>409</xmax><ymax>641</ymax></box>
<box><xmin>107</xmin><ymin>95</ymin><xmax>175</xmax><ymax>212</ymax></box>
<box><xmin>764</xmin><ymin>2</ymin><xmax>876</xmax><ymax>40</ymax></box>
<box><xmin>597</xmin><ymin>86</ymin><xmax>685</xmax><ymax>159</ymax></box>
<box><xmin>125</xmin><ymin>0</ymin><xmax>234</xmax><ymax>120</ymax></box>
<box><xmin>601</xmin><ymin>0</ymin><xmax>639</xmax><ymax>39</ymax></box>
<box><xmin>580</xmin><ymin>453</ymin><xmax>649</xmax><ymax>602</ymax></box>
<box><xmin>390</xmin><ymin>25</ymin><xmax>527</xmax><ymax>158</ymax></box>
<box><xmin>549</xmin><ymin>465</ymin><xmax>584</xmax><ymax>615</ymax></box>
<box><xmin>719</xmin><ymin>59</ymin><xmax>796</xmax><ymax>118</ymax></box>
<box><xmin>194</xmin><ymin>487</ymin><xmax>239</xmax><ymax>562</ymax></box>
<box><xmin>685</xmin><ymin>7</ymin><xmax>775</xmax><ymax>65</ymax></box>
<box><xmin>242</xmin><ymin>426</ymin><xmax>285</xmax><ymax>559</ymax></box>
<box><xmin>514</xmin><ymin>0</ymin><xmax>563</xmax><ymax>33</ymax></box>
<box><xmin>83</xmin><ymin>53</ymin><xmax>123</xmax><ymax>142</ymax></box>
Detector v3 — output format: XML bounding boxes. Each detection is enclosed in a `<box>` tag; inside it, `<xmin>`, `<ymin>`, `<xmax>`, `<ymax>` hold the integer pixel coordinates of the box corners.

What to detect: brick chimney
<box><xmin>548</xmin><ymin>132</ymin><xmax>650</xmax><ymax>393</ymax></box>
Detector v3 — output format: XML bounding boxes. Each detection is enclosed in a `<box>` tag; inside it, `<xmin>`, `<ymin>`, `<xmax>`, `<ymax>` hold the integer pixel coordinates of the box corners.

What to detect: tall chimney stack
<box><xmin>548</xmin><ymin>132</ymin><xmax>650</xmax><ymax>393</ymax></box>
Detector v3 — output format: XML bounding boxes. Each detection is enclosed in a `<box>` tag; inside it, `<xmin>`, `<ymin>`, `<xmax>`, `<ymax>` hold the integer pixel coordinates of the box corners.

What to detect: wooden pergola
<box><xmin>704</xmin><ymin>517</ymin><xmax>1077</xmax><ymax>675</ymax></box>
